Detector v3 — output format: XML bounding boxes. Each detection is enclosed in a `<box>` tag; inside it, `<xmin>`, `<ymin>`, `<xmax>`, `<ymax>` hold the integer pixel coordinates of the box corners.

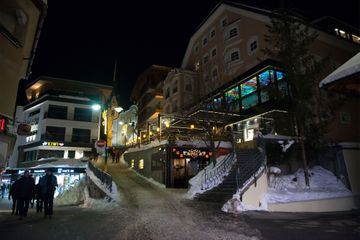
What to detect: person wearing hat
<box><xmin>17</xmin><ymin>170</ymin><xmax>35</xmax><ymax>219</ymax></box>
<box><xmin>39</xmin><ymin>169</ymin><xmax>58</xmax><ymax>218</ymax></box>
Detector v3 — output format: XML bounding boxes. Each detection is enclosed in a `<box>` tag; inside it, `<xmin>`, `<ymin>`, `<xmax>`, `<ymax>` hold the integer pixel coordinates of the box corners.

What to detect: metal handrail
<box><xmin>88</xmin><ymin>161</ymin><xmax>113</xmax><ymax>193</ymax></box>
<box><xmin>201</xmin><ymin>152</ymin><xmax>236</xmax><ymax>190</ymax></box>
<box><xmin>235</xmin><ymin>149</ymin><xmax>266</xmax><ymax>196</ymax></box>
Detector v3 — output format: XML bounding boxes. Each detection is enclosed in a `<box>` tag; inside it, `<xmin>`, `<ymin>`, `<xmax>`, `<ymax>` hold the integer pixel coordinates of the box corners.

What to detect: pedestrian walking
<box><xmin>8</xmin><ymin>180</ymin><xmax>20</xmax><ymax>215</ymax></box>
<box><xmin>17</xmin><ymin>170</ymin><xmax>35</xmax><ymax>219</ymax></box>
<box><xmin>115</xmin><ymin>150</ymin><xmax>120</xmax><ymax>163</ymax></box>
<box><xmin>1</xmin><ymin>183</ymin><xmax>5</xmax><ymax>198</ymax></box>
<box><xmin>39</xmin><ymin>169</ymin><xmax>57</xmax><ymax>218</ymax></box>
<box><xmin>35</xmin><ymin>183</ymin><xmax>43</xmax><ymax>213</ymax></box>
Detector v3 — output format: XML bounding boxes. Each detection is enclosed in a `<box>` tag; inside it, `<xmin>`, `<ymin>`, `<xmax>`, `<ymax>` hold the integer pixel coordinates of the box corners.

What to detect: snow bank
<box><xmin>266</xmin><ymin>166</ymin><xmax>352</xmax><ymax>203</ymax></box>
<box><xmin>54</xmin><ymin>179</ymin><xmax>86</xmax><ymax>206</ymax></box>
<box><xmin>185</xmin><ymin>154</ymin><xmax>233</xmax><ymax>199</ymax></box>
<box><xmin>81</xmin><ymin>187</ymin><xmax>118</xmax><ymax>210</ymax></box>
<box><xmin>222</xmin><ymin>166</ymin><xmax>352</xmax><ymax>213</ymax></box>
<box><xmin>32</xmin><ymin>158</ymin><xmax>88</xmax><ymax>168</ymax></box>
<box><xmin>86</xmin><ymin>168</ymin><xmax>120</xmax><ymax>203</ymax></box>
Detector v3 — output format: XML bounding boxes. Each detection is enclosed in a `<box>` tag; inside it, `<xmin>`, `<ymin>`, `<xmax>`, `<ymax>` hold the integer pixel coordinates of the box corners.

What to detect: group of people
<box><xmin>8</xmin><ymin>168</ymin><xmax>58</xmax><ymax>220</ymax></box>
<box><xmin>110</xmin><ymin>148</ymin><xmax>121</xmax><ymax>163</ymax></box>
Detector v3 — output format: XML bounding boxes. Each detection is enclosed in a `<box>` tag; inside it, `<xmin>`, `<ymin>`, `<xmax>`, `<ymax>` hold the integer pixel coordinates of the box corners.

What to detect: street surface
<box><xmin>0</xmin><ymin>162</ymin><xmax>359</xmax><ymax>240</ymax></box>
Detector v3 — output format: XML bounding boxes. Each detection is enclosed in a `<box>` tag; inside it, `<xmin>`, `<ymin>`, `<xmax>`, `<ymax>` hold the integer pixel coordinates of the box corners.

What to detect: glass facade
<box><xmin>225</xmin><ymin>86</ymin><xmax>240</xmax><ymax>112</ymax></box>
<box><xmin>206</xmin><ymin>68</ymin><xmax>287</xmax><ymax>113</ymax></box>
<box><xmin>241</xmin><ymin>77</ymin><xmax>257</xmax><ymax>97</ymax></box>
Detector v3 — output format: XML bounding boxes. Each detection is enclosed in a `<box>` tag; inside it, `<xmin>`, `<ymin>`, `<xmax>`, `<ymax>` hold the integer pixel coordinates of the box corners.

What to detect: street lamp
<box><xmin>92</xmin><ymin>104</ymin><xmax>101</xmax><ymax>111</ymax></box>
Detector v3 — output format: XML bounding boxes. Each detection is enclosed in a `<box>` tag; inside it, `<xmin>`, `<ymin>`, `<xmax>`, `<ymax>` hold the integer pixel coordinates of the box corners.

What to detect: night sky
<box><xmin>30</xmin><ymin>0</ymin><xmax>359</xmax><ymax>108</ymax></box>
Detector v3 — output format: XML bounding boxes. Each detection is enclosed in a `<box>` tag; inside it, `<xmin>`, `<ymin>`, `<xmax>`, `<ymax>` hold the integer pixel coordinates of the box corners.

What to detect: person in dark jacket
<box><xmin>39</xmin><ymin>169</ymin><xmax>57</xmax><ymax>218</ymax></box>
<box><xmin>8</xmin><ymin>180</ymin><xmax>20</xmax><ymax>215</ymax></box>
<box><xmin>35</xmin><ymin>183</ymin><xmax>43</xmax><ymax>213</ymax></box>
<box><xmin>17</xmin><ymin>170</ymin><xmax>35</xmax><ymax>219</ymax></box>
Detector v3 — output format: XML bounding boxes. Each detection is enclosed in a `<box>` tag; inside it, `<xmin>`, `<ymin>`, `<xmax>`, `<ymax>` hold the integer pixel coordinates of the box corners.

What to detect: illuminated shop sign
<box><xmin>57</xmin><ymin>168</ymin><xmax>75</xmax><ymax>173</ymax></box>
<box><xmin>42</xmin><ymin>141</ymin><xmax>64</xmax><ymax>147</ymax></box>
<box><xmin>172</xmin><ymin>148</ymin><xmax>212</xmax><ymax>159</ymax></box>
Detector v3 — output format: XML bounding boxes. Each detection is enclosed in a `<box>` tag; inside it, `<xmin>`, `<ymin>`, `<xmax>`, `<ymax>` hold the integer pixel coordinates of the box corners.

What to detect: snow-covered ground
<box><xmin>81</xmin><ymin>187</ymin><xmax>118</xmax><ymax>210</ymax></box>
<box><xmin>266</xmin><ymin>166</ymin><xmax>352</xmax><ymax>204</ymax></box>
<box><xmin>223</xmin><ymin>165</ymin><xmax>352</xmax><ymax>213</ymax></box>
<box><xmin>130</xmin><ymin>169</ymin><xmax>166</xmax><ymax>188</ymax></box>
<box><xmin>186</xmin><ymin>154</ymin><xmax>234</xmax><ymax>199</ymax></box>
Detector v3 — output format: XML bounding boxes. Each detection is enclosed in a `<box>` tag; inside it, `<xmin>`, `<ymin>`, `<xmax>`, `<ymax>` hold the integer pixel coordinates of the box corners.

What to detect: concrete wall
<box><xmin>343</xmin><ymin>147</ymin><xmax>360</xmax><ymax>194</ymax></box>
<box><xmin>242</xmin><ymin>170</ymin><xmax>268</xmax><ymax>208</ymax></box>
<box><xmin>268</xmin><ymin>195</ymin><xmax>360</xmax><ymax>212</ymax></box>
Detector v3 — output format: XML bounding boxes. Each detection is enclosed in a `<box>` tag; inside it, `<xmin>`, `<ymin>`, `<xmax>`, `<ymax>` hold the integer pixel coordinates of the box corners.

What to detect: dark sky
<box><xmin>31</xmin><ymin>0</ymin><xmax>359</xmax><ymax>108</ymax></box>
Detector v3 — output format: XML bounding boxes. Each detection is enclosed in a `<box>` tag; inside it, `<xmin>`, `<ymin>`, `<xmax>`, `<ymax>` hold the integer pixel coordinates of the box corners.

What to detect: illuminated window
<box><xmin>276</xmin><ymin>70</ymin><xmax>285</xmax><ymax>81</ymax></box>
<box><xmin>130</xmin><ymin>159</ymin><xmax>135</xmax><ymax>168</ymax></box>
<box><xmin>241</xmin><ymin>77</ymin><xmax>257</xmax><ymax>97</ymax></box>
<box><xmin>242</xmin><ymin>93</ymin><xmax>258</xmax><ymax>110</ymax></box>
<box><xmin>258</xmin><ymin>70</ymin><xmax>274</xmax><ymax>87</ymax></box>
<box><xmin>139</xmin><ymin>159</ymin><xmax>144</xmax><ymax>169</ymax></box>
<box><xmin>225</xmin><ymin>86</ymin><xmax>240</xmax><ymax>112</ymax></box>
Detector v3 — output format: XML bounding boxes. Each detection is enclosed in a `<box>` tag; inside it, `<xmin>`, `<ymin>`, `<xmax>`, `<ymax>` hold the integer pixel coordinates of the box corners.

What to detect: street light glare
<box><xmin>92</xmin><ymin>104</ymin><xmax>101</xmax><ymax>111</ymax></box>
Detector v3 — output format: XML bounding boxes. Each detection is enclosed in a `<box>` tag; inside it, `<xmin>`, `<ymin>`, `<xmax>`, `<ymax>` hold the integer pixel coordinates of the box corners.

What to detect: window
<box><xmin>221</xmin><ymin>17</ymin><xmax>228</xmax><ymax>27</ymax></box>
<box><xmin>38</xmin><ymin>150</ymin><xmax>64</xmax><ymax>159</ymax></box>
<box><xmin>74</xmin><ymin>108</ymin><xmax>92</xmax><ymax>122</ymax></box>
<box><xmin>72</xmin><ymin>128</ymin><xmax>91</xmax><ymax>143</ymax></box>
<box><xmin>172</xmin><ymin>100</ymin><xmax>178</xmax><ymax>112</ymax></box>
<box><xmin>258</xmin><ymin>70</ymin><xmax>274</xmax><ymax>87</ymax></box>
<box><xmin>165</xmin><ymin>87</ymin><xmax>170</xmax><ymax>99</ymax></box>
<box><xmin>194</xmin><ymin>61</ymin><xmax>200</xmax><ymax>71</ymax></box>
<box><xmin>130</xmin><ymin>160</ymin><xmax>135</xmax><ymax>168</ymax></box>
<box><xmin>260</xmin><ymin>91</ymin><xmax>270</xmax><ymax>103</ymax></box>
<box><xmin>139</xmin><ymin>159</ymin><xmax>144</xmax><ymax>169</ymax></box>
<box><xmin>242</xmin><ymin>94</ymin><xmax>259</xmax><ymax>110</ymax></box>
<box><xmin>172</xmin><ymin>80</ymin><xmax>178</xmax><ymax>94</ymax></box>
<box><xmin>229</xmin><ymin>27</ymin><xmax>238</xmax><ymax>38</ymax></box>
<box><xmin>225</xmin><ymin>86</ymin><xmax>240</xmax><ymax>112</ymax></box>
<box><xmin>212</xmin><ymin>96</ymin><xmax>223</xmax><ymax>110</ymax></box>
<box><xmin>185</xmin><ymin>77</ymin><xmax>192</xmax><ymax>92</ymax></box>
<box><xmin>211</xmin><ymin>48</ymin><xmax>217</xmax><ymax>57</ymax></box>
<box><xmin>231</xmin><ymin>50</ymin><xmax>240</xmax><ymax>61</ymax></box>
<box><xmin>68</xmin><ymin>151</ymin><xmax>75</xmax><ymax>158</ymax></box>
<box><xmin>276</xmin><ymin>70</ymin><xmax>285</xmax><ymax>81</ymax></box>
<box><xmin>203</xmin><ymin>54</ymin><xmax>209</xmax><ymax>64</ymax></box>
<box><xmin>241</xmin><ymin>77</ymin><xmax>257</xmax><ymax>97</ymax></box>
<box><xmin>45</xmin><ymin>126</ymin><xmax>65</xmax><ymax>142</ymax></box>
<box><xmin>202</xmin><ymin>36</ymin><xmax>208</xmax><ymax>46</ymax></box>
<box><xmin>194</xmin><ymin>44</ymin><xmax>199</xmax><ymax>52</ymax></box>
<box><xmin>24</xmin><ymin>150</ymin><xmax>37</xmax><ymax>162</ymax></box>
<box><xmin>47</xmin><ymin>105</ymin><xmax>67</xmax><ymax>119</ymax></box>
<box><xmin>250</xmin><ymin>41</ymin><xmax>257</xmax><ymax>51</ymax></box>
<box><xmin>210</xmin><ymin>29</ymin><xmax>216</xmax><ymax>38</ymax></box>
<box><xmin>212</xmin><ymin>67</ymin><xmax>218</xmax><ymax>81</ymax></box>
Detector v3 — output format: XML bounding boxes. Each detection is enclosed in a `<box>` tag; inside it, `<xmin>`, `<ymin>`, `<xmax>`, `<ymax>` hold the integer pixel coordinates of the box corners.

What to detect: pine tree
<box><xmin>262</xmin><ymin>9</ymin><xmax>327</xmax><ymax>187</ymax></box>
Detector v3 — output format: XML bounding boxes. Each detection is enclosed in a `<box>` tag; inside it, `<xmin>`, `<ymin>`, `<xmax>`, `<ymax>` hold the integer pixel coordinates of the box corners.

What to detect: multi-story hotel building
<box><xmin>10</xmin><ymin>77</ymin><xmax>112</xmax><ymax>168</ymax></box>
<box><xmin>0</xmin><ymin>0</ymin><xmax>47</xmax><ymax>169</ymax></box>
<box><xmin>170</xmin><ymin>1</ymin><xmax>359</xmax><ymax>142</ymax></box>
<box><xmin>130</xmin><ymin>65</ymin><xmax>171</xmax><ymax>134</ymax></box>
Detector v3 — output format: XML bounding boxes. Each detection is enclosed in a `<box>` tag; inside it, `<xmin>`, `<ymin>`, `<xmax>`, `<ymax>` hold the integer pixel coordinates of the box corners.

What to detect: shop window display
<box><xmin>242</xmin><ymin>93</ymin><xmax>259</xmax><ymax>110</ymax></box>
<box><xmin>258</xmin><ymin>70</ymin><xmax>274</xmax><ymax>87</ymax></box>
<box><xmin>241</xmin><ymin>77</ymin><xmax>257</xmax><ymax>97</ymax></box>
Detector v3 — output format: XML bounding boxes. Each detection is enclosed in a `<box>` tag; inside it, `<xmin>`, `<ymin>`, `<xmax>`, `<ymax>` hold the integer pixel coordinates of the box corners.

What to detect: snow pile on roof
<box><xmin>126</xmin><ymin>140</ymin><xmax>232</xmax><ymax>153</ymax></box>
<box><xmin>32</xmin><ymin>158</ymin><xmax>88</xmax><ymax>168</ymax></box>
<box><xmin>319</xmin><ymin>52</ymin><xmax>360</xmax><ymax>88</ymax></box>
<box><xmin>54</xmin><ymin>179</ymin><xmax>86</xmax><ymax>206</ymax></box>
<box><xmin>267</xmin><ymin>166</ymin><xmax>352</xmax><ymax>203</ymax></box>
<box><xmin>130</xmin><ymin>169</ymin><xmax>166</xmax><ymax>188</ymax></box>
<box><xmin>185</xmin><ymin>154</ymin><xmax>233</xmax><ymax>199</ymax></box>
<box><xmin>126</xmin><ymin>140</ymin><xmax>168</xmax><ymax>153</ymax></box>
<box><xmin>86</xmin><ymin>168</ymin><xmax>120</xmax><ymax>203</ymax></box>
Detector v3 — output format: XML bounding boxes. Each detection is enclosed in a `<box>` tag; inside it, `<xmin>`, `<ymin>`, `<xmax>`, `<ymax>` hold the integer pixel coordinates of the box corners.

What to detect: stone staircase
<box><xmin>195</xmin><ymin>148</ymin><xmax>264</xmax><ymax>204</ymax></box>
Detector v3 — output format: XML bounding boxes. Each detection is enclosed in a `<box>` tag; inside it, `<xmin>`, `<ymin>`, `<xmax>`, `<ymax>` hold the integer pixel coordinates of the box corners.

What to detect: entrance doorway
<box><xmin>173</xmin><ymin>158</ymin><xmax>187</xmax><ymax>188</ymax></box>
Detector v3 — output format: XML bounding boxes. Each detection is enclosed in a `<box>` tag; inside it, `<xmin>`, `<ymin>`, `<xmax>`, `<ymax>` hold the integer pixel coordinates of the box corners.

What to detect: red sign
<box><xmin>17</xmin><ymin>123</ymin><xmax>32</xmax><ymax>136</ymax></box>
<box><xmin>96</xmin><ymin>140</ymin><xmax>106</xmax><ymax>148</ymax></box>
<box><xmin>0</xmin><ymin>118</ymin><xmax>5</xmax><ymax>133</ymax></box>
